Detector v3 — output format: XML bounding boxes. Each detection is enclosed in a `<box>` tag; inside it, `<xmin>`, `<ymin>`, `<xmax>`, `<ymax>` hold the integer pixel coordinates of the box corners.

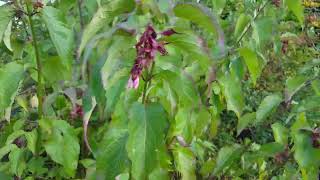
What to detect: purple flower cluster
<box><xmin>127</xmin><ymin>25</ymin><xmax>171</xmax><ymax>89</ymax></box>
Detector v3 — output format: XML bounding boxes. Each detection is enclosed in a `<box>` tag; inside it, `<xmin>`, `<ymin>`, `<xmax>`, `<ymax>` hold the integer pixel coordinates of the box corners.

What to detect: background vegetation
<box><xmin>0</xmin><ymin>0</ymin><xmax>319</xmax><ymax>179</ymax></box>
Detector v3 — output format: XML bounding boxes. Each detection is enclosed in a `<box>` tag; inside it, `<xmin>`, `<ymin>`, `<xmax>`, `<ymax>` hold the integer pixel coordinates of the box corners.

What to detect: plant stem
<box><xmin>142</xmin><ymin>62</ymin><xmax>155</xmax><ymax>104</ymax></box>
<box><xmin>26</xmin><ymin>1</ymin><xmax>44</xmax><ymax>119</ymax></box>
<box><xmin>236</xmin><ymin>1</ymin><xmax>269</xmax><ymax>44</ymax></box>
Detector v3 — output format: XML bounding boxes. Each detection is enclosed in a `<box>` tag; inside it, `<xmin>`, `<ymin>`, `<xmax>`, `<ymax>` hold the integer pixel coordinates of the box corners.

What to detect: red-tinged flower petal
<box><xmin>157</xmin><ymin>43</ymin><xmax>168</xmax><ymax>55</ymax></box>
<box><xmin>161</xmin><ymin>28</ymin><xmax>178</xmax><ymax>36</ymax></box>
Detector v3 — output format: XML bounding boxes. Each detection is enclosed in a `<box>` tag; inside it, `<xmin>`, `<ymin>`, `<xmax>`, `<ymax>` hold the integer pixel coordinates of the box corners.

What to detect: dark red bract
<box><xmin>127</xmin><ymin>25</ymin><xmax>169</xmax><ymax>89</ymax></box>
<box><xmin>71</xmin><ymin>104</ymin><xmax>84</xmax><ymax>119</ymax></box>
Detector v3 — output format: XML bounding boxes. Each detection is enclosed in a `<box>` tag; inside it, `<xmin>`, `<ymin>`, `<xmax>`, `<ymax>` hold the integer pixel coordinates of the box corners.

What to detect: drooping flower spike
<box><xmin>127</xmin><ymin>25</ymin><xmax>175</xmax><ymax>89</ymax></box>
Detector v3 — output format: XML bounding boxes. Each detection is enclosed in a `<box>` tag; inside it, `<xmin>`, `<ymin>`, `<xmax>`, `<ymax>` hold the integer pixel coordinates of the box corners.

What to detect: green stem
<box><xmin>236</xmin><ymin>1</ymin><xmax>269</xmax><ymax>44</ymax></box>
<box><xmin>142</xmin><ymin>62</ymin><xmax>155</xmax><ymax>104</ymax></box>
<box><xmin>26</xmin><ymin>1</ymin><xmax>44</xmax><ymax>119</ymax></box>
<box><xmin>26</xmin><ymin>1</ymin><xmax>44</xmax><ymax>157</ymax></box>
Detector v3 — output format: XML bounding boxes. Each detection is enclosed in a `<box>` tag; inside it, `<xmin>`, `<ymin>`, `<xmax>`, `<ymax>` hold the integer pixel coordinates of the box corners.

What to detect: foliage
<box><xmin>0</xmin><ymin>0</ymin><xmax>319</xmax><ymax>179</ymax></box>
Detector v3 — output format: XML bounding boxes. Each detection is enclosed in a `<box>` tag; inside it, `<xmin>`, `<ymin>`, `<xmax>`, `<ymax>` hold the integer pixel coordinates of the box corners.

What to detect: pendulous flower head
<box><xmin>127</xmin><ymin>25</ymin><xmax>173</xmax><ymax>89</ymax></box>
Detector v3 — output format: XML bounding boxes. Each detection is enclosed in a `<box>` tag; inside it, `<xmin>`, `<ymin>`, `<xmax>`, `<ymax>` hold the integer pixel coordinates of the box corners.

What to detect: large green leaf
<box><xmin>159</xmin><ymin>70</ymin><xmax>200</xmax><ymax>107</ymax></box>
<box><xmin>79</xmin><ymin>0</ymin><xmax>135</xmax><ymax>55</ymax></box>
<box><xmin>239</xmin><ymin>47</ymin><xmax>264</xmax><ymax>85</ymax></box>
<box><xmin>256</xmin><ymin>94</ymin><xmax>282</xmax><ymax>123</ymax></box>
<box><xmin>0</xmin><ymin>62</ymin><xmax>24</xmax><ymax>121</ymax></box>
<box><xmin>173</xmin><ymin>146</ymin><xmax>196</xmax><ymax>180</ymax></box>
<box><xmin>39</xmin><ymin>119</ymin><xmax>80</xmax><ymax>177</ymax></box>
<box><xmin>42</xmin><ymin>56</ymin><xmax>72</xmax><ymax>83</ymax></box>
<box><xmin>0</xmin><ymin>4</ymin><xmax>13</xmax><ymax>43</ymax></box>
<box><xmin>285</xmin><ymin>0</ymin><xmax>304</xmax><ymax>25</ymax></box>
<box><xmin>173</xmin><ymin>3</ymin><xmax>224</xmax><ymax>43</ymax></box>
<box><xmin>212</xmin><ymin>144</ymin><xmax>242</xmax><ymax>175</ymax></box>
<box><xmin>218</xmin><ymin>72</ymin><xmax>244</xmax><ymax>117</ymax></box>
<box><xmin>252</xmin><ymin>17</ymin><xmax>273</xmax><ymax>48</ymax></box>
<box><xmin>96</xmin><ymin>128</ymin><xmax>129</xmax><ymax>180</ymax></box>
<box><xmin>126</xmin><ymin>103</ymin><xmax>168</xmax><ymax>179</ymax></box>
<box><xmin>9</xmin><ymin>148</ymin><xmax>26</xmax><ymax>177</ymax></box>
<box><xmin>42</xmin><ymin>6</ymin><xmax>74</xmax><ymax>69</ymax></box>
<box><xmin>162</xmin><ymin>34</ymin><xmax>211</xmax><ymax>69</ymax></box>
<box><xmin>237</xmin><ymin>112</ymin><xmax>256</xmax><ymax>135</ymax></box>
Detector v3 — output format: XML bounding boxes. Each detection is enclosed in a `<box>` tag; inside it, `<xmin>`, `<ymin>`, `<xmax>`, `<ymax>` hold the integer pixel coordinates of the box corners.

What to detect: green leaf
<box><xmin>127</xmin><ymin>103</ymin><xmax>168</xmax><ymax>180</ymax></box>
<box><xmin>9</xmin><ymin>148</ymin><xmax>26</xmax><ymax>177</ymax></box>
<box><xmin>96</xmin><ymin>128</ymin><xmax>129</xmax><ymax>180</ymax></box>
<box><xmin>25</xmin><ymin>130</ymin><xmax>38</xmax><ymax>155</ymax></box>
<box><xmin>256</xmin><ymin>94</ymin><xmax>282</xmax><ymax>123</ymax></box>
<box><xmin>42</xmin><ymin>56</ymin><xmax>72</xmax><ymax>83</ymax></box>
<box><xmin>115</xmin><ymin>173</ymin><xmax>130</xmax><ymax>180</ymax></box>
<box><xmin>239</xmin><ymin>47</ymin><xmax>264</xmax><ymax>85</ymax></box>
<box><xmin>3</xmin><ymin>20</ymin><xmax>12</xmax><ymax>51</ymax></box>
<box><xmin>5</xmin><ymin>130</ymin><xmax>25</xmax><ymax>145</ymax></box>
<box><xmin>218</xmin><ymin>72</ymin><xmax>244</xmax><ymax>117</ymax></box>
<box><xmin>42</xmin><ymin>6</ymin><xmax>74</xmax><ymax>69</ymax></box>
<box><xmin>40</xmin><ymin>119</ymin><xmax>80</xmax><ymax>177</ymax></box>
<box><xmin>211</xmin><ymin>0</ymin><xmax>226</xmax><ymax>14</ymax></box>
<box><xmin>237</xmin><ymin>112</ymin><xmax>256</xmax><ymax>136</ymax></box>
<box><xmin>293</xmin><ymin>131</ymin><xmax>320</xmax><ymax>168</ymax></box>
<box><xmin>312</xmin><ymin>79</ymin><xmax>320</xmax><ymax>96</ymax></box>
<box><xmin>159</xmin><ymin>70</ymin><xmax>200</xmax><ymax>107</ymax></box>
<box><xmin>0</xmin><ymin>62</ymin><xmax>24</xmax><ymax>121</ymax></box>
<box><xmin>0</xmin><ymin>144</ymin><xmax>17</xmax><ymax>160</ymax></box>
<box><xmin>27</xmin><ymin>157</ymin><xmax>48</xmax><ymax>176</ymax></box>
<box><xmin>173</xmin><ymin>108</ymin><xmax>193</xmax><ymax>143</ymax></box>
<box><xmin>173</xmin><ymin>146</ymin><xmax>196</xmax><ymax>180</ymax></box>
<box><xmin>105</xmin><ymin>69</ymin><xmax>129</xmax><ymax>113</ymax></box>
<box><xmin>173</xmin><ymin>3</ymin><xmax>224</xmax><ymax>39</ymax></box>
<box><xmin>234</xmin><ymin>14</ymin><xmax>251</xmax><ymax>38</ymax></box>
<box><xmin>200</xmin><ymin>159</ymin><xmax>215</xmax><ymax>177</ymax></box>
<box><xmin>252</xmin><ymin>17</ymin><xmax>273</xmax><ymax>48</ymax></box>
<box><xmin>212</xmin><ymin>144</ymin><xmax>242</xmax><ymax>175</ymax></box>
<box><xmin>0</xmin><ymin>4</ymin><xmax>13</xmax><ymax>43</ymax></box>
<box><xmin>162</xmin><ymin>34</ymin><xmax>211</xmax><ymax>69</ymax></box>
<box><xmin>285</xmin><ymin>0</ymin><xmax>304</xmax><ymax>25</ymax></box>
<box><xmin>291</xmin><ymin>112</ymin><xmax>310</xmax><ymax>135</ymax></box>
<box><xmin>149</xmin><ymin>168</ymin><xmax>170</xmax><ymax>180</ymax></box>
<box><xmin>285</xmin><ymin>75</ymin><xmax>307</xmax><ymax>102</ymax></box>
<box><xmin>79</xmin><ymin>0</ymin><xmax>135</xmax><ymax>55</ymax></box>
<box><xmin>257</xmin><ymin>142</ymin><xmax>285</xmax><ymax>158</ymax></box>
<box><xmin>271</xmin><ymin>123</ymin><xmax>289</xmax><ymax>145</ymax></box>
<box><xmin>194</xmin><ymin>109</ymin><xmax>211</xmax><ymax>137</ymax></box>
